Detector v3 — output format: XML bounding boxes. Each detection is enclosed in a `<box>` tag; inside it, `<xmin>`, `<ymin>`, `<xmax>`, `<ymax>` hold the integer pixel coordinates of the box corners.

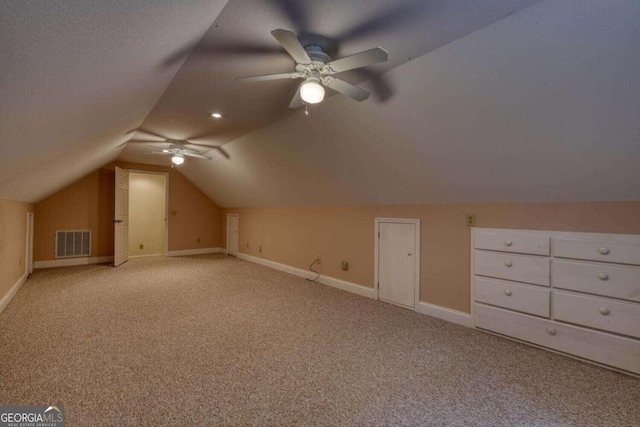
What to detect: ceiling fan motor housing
<box><xmin>304</xmin><ymin>44</ymin><xmax>330</xmax><ymax>63</ymax></box>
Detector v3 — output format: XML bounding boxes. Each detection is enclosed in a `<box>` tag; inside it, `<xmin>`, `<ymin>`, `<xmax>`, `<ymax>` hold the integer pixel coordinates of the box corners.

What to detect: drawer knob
<box><xmin>504</xmin><ymin>240</ymin><xmax>513</xmax><ymax>247</ymax></box>
<box><xmin>598</xmin><ymin>247</ymin><xmax>610</xmax><ymax>255</ymax></box>
<box><xmin>599</xmin><ymin>307</ymin><xmax>610</xmax><ymax>315</ymax></box>
<box><xmin>597</xmin><ymin>272</ymin><xmax>609</xmax><ymax>281</ymax></box>
<box><xmin>504</xmin><ymin>289</ymin><xmax>512</xmax><ymax>296</ymax></box>
<box><xmin>546</xmin><ymin>328</ymin><xmax>556</xmax><ymax>336</ymax></box>
<box><xmin>504</xmin><ymin>261</ymin><xmax>513</xmax><ymax>267</ymax></box>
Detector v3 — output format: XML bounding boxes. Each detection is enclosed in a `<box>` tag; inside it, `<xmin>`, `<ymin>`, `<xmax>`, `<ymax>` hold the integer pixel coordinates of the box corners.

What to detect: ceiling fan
<box><xmin>236</xmin><ymin>29</ymin><xmax>388</xmax><ymax>109</ymax></box>
<box><xmin>145</xmin><ymin>140</ymin><xmax>212</xmax><ymax>166</ymax></box>
<box><xmin>123</xmin><ymin>137</ymin><xmax>217</xmax><ymax>166</ymax></box>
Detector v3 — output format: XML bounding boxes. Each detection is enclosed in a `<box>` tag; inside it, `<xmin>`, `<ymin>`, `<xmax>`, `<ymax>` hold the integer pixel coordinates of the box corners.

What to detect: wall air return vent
<box><xmin>55</xmin><ymin>230</ymin><xmax>91</xmax><ymax>258</ymax></box>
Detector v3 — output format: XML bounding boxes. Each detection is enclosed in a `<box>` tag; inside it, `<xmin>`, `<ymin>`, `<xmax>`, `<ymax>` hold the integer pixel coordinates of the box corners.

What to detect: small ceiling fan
<box><xmin>145</xmin><ymin>140</ymin><xmax>212</xmax><ymax>166</ymax></box>
<box><xmin>123</xmin><ymin>136</ymin><xmax>217</xmax><ymax>166</ymax></box>
<box><xmin>236</xmin><ymin>29</ymin><xmax>388</xmax><ymax>109</ymax></box>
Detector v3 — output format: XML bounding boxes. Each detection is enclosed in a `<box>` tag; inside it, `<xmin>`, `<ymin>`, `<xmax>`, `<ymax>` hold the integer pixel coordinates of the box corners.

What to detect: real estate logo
<box><xmin>0</xmin><ymin>405</ymin><xmax>64</xmax><ymax>427</ymax></box>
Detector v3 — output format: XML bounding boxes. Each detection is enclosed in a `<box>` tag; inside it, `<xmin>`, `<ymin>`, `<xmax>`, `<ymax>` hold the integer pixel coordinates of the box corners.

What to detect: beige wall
<box><xmin>0</xmin><ymin>199</ymin><xmax>34</xmax><ymax>303</ymax></box>
<box><xmin>129</xmin><ymin>173</ymin><xmax>166</xmax><ymax>257</ymax></box>
<box><xmin>35</xmin><ymin>162</ymin><xmax>222</xmax><ymax>262</ymax></box>
<box><xmin>222</xmin><ymin>202</ymin><xmax>640</xmax><ymax>313</ymax></box>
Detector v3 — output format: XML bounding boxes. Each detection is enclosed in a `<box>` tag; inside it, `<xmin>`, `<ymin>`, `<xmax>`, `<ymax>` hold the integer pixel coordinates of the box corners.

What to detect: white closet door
<box><xmin>114</xmin><ymin>167</ymin><xmax>129</xmax><ymax>267</ymax></box>
<box><xmin>227</xmin><ymin>215</ymin><xmax>238</xmax><ymax>256</ymax></box>
<box><xmin>378</xmin><ymin>222</ymin><xmax>416</xmax><ymax>308</ymax></box>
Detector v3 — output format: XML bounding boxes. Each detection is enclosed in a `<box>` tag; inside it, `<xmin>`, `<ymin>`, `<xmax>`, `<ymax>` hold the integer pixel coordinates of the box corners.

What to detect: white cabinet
<box><xmin>472</xmin><ymin>228</ymin><xmax>640</xmax><ymax>376</ymax></box>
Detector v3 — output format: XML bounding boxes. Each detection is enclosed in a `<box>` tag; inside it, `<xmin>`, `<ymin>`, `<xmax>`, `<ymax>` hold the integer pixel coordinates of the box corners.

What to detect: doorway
<box><xmin>374</xmin><ymin>218</ymin><xmax>420</xmax><ymax>309</ymax></box>
<box><xmin>227</xmin><ymin>214</ymin><xmax>238</xmax><ymax>256</ymax></box>
<box><xmin>127</xmin><ymin>171</ymin><xmax>168</xmax><ymax>259</ymax></box>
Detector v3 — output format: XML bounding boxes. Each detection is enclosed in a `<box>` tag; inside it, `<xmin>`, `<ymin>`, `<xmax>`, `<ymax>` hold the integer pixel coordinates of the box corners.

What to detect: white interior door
<box><xmin>25</xmin><ymin>212</ymin><xmax>34</xmax><ymax>275</ymax></box>
<box><xmin>378</xmin><ymin>222</ymin><xmax>417</xmax><ymax>308</ymax></box>
<box><xmin>114</xmin><ymin>167</ymin><xmax>129</xmax><ymax>266</ymax></box>
<box><xmin>227</xmin><ymin>214</ymin><xmax>238</xmax><ymax>256</ymax></box>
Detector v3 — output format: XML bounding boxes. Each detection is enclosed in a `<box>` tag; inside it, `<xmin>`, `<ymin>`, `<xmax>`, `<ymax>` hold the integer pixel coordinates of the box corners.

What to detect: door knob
<box><xmin>504</xmin><ymin>240</ymin><xmax>513</xmax><ymax>247</ymax></box>
<box><xmin>598</xmin><ymin>247</ymin><xmax>610</xmax><ymax>255</ymax></box>
<box><xmin>504</xmin><ymin>289</ymin><xmax>512</xmax><ymax>296</ymax></box>
<box><xmin>597</xmin><ymin>272</ymin><xmax>608</xmax><ymax>281</ymax></box>
<box><xmin>407</xmin><ymin>253</ymin><xmax>412</xmax><ymax>256</ymax></box>
<box><xmin>112</xmin><ymin>219</ymin><xmax>123</xmax><ymax>223</ymax></box>
<box><xmin>504</xmin><ymin>261</ymin><xmax>513</xmax><ymax>267</ymax></box>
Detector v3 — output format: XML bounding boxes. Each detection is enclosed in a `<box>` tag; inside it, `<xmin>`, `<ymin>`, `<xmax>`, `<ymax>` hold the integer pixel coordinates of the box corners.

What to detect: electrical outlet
<box><xmin>466</xmin><ymin>214</ymin><xmax>476</xmax><ymax>227</ymax></box>
<box><xmin>140</xmin><ymin>244</ymin><xmax>144</xmax><ymax>250</ymax></box>
<box><xmin>341</xmin><ymin>261</ymin><xmax>349</xmax><ymax>271</ymax></box>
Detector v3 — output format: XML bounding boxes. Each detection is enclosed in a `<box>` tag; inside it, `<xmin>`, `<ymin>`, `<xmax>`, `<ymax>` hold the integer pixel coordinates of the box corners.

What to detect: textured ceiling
<box><xmin>174</xmin><ymin>0</ymin><xmax>640</xmax><ymax>206</ymax></box>
<box><xmin>2</xmin><ymin>0</ymin><xmax>639</xmax><ymax>207</ymax></box>
<box><xmin>0</xmin><ymin>0</ymin><xmax>228</xmax><ymax>202</ymax></box>
<box><xmin>119</xmin><ymin>0</ymin><xmax>541</xmax><ymax>164</ymax></box>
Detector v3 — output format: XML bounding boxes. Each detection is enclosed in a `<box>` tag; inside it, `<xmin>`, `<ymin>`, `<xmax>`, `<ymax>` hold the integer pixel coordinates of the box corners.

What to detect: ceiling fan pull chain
<box><xmin>305</xmin><ymin>103</ymin><xmax>309</xmax><ymax>116</ymax></box>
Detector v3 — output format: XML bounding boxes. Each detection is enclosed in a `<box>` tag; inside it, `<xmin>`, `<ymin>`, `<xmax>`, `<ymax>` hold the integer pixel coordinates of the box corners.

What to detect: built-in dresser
<box><xmin>471</xmin><ymin>228</ymin><xmax>640</xmax><ymax>376</ymax></box>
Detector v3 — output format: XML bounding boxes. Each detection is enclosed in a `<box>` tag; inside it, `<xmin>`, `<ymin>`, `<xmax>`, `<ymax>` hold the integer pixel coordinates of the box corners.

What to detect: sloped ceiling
<box><xmin>118</xmin><ymin>0</ymin><xmax>541</xmax><ymax>157</ymax></box>
<box><xmin>2</xmin><ymin>0</ymin><xmax>639</xmax><ymax>206</ymax></box>
<box><xmin>172</xmin><ymin>0</ymin><xmax>640</xmax><ymax>206</ymax></box>
<box><xmin>0</xmin><ymin>0</ymin><xmax>228</xmax><ymax>202</ymax></box>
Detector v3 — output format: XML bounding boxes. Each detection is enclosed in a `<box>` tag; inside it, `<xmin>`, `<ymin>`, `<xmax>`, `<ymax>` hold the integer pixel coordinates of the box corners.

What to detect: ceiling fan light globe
<box><xmin>172</xmin><ymin>155</ymin><xmax>185</xmax><ymax>165</ymax></box>
<box><xmin>300</xmin><ymin>81</ymin><xmax>325</xmax><ymax>104</ymax></box>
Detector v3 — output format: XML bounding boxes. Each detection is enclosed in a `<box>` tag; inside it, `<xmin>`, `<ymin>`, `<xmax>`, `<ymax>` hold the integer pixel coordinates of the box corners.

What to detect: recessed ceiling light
<box><xmin>162</xmin><ymin>149</ymin><xmax>169</xmax><ymax>153</ymax></box>
<box><xmin>211</xmin><ymin>113</ymin><xmax>222</xmax><ymax>119</ymax></box>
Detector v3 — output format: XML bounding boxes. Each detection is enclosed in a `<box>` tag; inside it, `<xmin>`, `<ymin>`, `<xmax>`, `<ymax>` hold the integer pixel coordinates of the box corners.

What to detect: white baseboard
<box><xmin>129</xmin><ymin>253</ymin><xmax>164</xmax><ymax>259</ymax></box>
<box><xmin>166</xmin><ymin>247</ymin><xmax>222</xmax><ymax>257</ymax></box>
<box><xmin>237</xmin><ymin>252</ymin><xmax>376</xmax><ymax>299</ymax></box>
<box><xmin>416</xmin><ymin>302</ymin><xmax>472</xmax><ymax>327</ymax></box>
<box><xmin>34</xmin><ymin>256</ymin><xmax>114</xmax><ymax>269</ymax></box>
<box><xmin>0</xmin><ymin>272</ymin><xmax>28</xmax><ymax>315</ymax></box>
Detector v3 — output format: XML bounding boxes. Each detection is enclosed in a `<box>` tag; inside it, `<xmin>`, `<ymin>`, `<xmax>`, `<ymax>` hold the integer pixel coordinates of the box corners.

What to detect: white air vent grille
<box><xmin>55</xmin><ymin>230</ymin><xmax>91</xmax><ymax>258</ymax></box>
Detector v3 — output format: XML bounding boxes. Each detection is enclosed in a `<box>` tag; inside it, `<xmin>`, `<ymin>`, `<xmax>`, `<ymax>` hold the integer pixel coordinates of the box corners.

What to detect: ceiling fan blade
<box><xmin>145</xmin><ymin>151</ymin><xmax>170</xmax><ymax>155</ymax></box>
<box><xmin>128</xmin><ymin>139</ymin><xmax>170</xmax><ymax>144</ymax></box>
<box><xmin>131</xmin><ymin>128</ymin><xmax>170</xmax><ymax>141</ymax></box>
<box><xmin>236</xmin><ymin>72</ymin><xmax>301</xmax><ymax>83</ymax></box>
<box><xmin>183</xmin><ymin>152</ymin><xmax>212</xmax><ymax>160</ymax></box>
<box><xmin>180</xmin><ymin>147</ymin><xmax>202</xmax><ymax>154</ymax></box>
<box><xmin>289</xmin><ymin>82</ymin><xmax>304</xmax><ymax>109</ymax></box>
<box><xmin>271</xmin><ymin>29</ymin><xmax>311</xmax><ymax>64</ymax></box>
<box><xmin>184</xmin><ymin>141</ymin><xmax>218</xmax><ymax>149</ymax></box>
<box><xmin>147</xmin><ymin>144</ymin><xmax>171</xmax><ymax>150</ymax></box>
<box><xmin>326</xmin><ymin>48</ymin><xmax>388</xmax><ymax>73</ymax></box>
<box><xmin>323</xmin><ymin>78</ymin><xmax>370</xmax><ymax>102</ymax></box>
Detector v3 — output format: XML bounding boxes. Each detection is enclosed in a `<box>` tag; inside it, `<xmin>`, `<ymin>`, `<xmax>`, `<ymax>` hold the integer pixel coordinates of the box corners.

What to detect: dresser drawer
<box><xmin>554</xmin><ymin>238</ymin><xmax>640</xmax><ymax>266</ymax></box>
<box><xmin>474</xmin><ymin>303</ymin><xmax>640</xmax><ymax>375</ymax></box>
<box><xmin>475</xmin><ymin>230</ymin><xmax>550</xmax><ymax>256</ymax></box>
<box><xmin>475</xmin><ymin>277</ymin><xmax>550</xmax><ymax>317</ymax></box>
<box><xmin>474</xmin><ymin>251</ymin><xmax>550</xmax><ymax>286</ymax></box>
<box><xmin>553</xmin><ymin>291</ymin><xmax>640</xmax><ymax>339</ymax></box>
<box><xmin>553</xmin><ymin>260</ymin><xmax>640</xmax><ymax>302</ymax></box>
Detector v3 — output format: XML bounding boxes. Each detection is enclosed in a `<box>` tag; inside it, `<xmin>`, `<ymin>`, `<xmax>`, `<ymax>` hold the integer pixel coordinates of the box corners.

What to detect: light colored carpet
<box><xmin>0</xmin><ymin>255</ymin><xmax>638</xmax><ymax>426</ymax></box>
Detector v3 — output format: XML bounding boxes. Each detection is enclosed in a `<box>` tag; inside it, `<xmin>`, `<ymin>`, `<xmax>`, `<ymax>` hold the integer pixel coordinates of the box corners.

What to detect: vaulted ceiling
<box><xmin>2</xmin><ymin>0</ymin><xmax>639</xmax><ymax>206</ymax></box>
